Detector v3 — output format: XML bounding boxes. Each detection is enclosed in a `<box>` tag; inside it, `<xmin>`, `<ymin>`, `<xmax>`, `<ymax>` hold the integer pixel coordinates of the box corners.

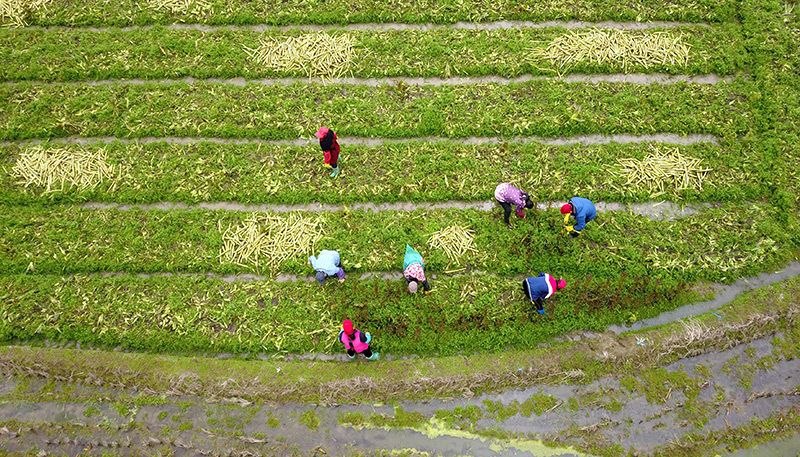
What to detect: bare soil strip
<box><xmin>0</xmin><ymin>133</ymin><xmax>720</xmax><ymax>147</ymax></box>
<box><xmin>3</xmin><ymin>74</ymin><xmax>732</xmax><ymax>87</ymax></box>
<box><xmin>82</xmin><ymin>199</ymin><xmax>711</xmax><ymax>219</ymax></box>
<box><xmin>24</xmin><ymin>20</ymin><xmax>710</xmax><ymax>33</ymax></box>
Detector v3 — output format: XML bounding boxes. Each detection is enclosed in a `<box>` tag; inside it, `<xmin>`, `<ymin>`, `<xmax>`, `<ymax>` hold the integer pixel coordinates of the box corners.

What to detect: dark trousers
<box><xmin>347</xmin><ymin>348</ymin><xmax>373</xmax><ymax>358</ymax></box>
<box><xmin>498</xmin><ymin>200</ymin><xmax>513</xmax><ymax>224</ymax></box>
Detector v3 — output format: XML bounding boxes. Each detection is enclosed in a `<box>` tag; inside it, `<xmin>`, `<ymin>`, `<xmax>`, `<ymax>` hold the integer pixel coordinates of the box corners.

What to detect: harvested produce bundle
<box><xmin>532</xmin><ymin>28</ymin><xmax>691</xmax><ymax>71</ymax></box>
<box><xmin>11</xmin><ymin>145</ymin><xmax>117</xmax><ymax>193</ymax></box>
<box><xmin>244</xmin><ymin>33</ymin><xmax>357</xmax><ymax>79</ymax></box>
<box><xmin>428</xmin><ymin>225</ymin><xmax>478</xmax><ymax>261</ymax></box>
<box><xmin>220</xmin><ymin>213</ymin><xmax>324</xmax><ymax>271</ymax></box>
<box><xmin>0</xmin><ymin>0</ymin><xmax>49</xmax><ymax>27</ymax></box>
<box><xmin>614</xmin><ymin>147</ymin><xmax>712</xmax><ymax>196</ymax></box>
<box><xmin>145</xmin><ymin>0</ymin><xmax>211</xmax><ymax>15</ymax></box>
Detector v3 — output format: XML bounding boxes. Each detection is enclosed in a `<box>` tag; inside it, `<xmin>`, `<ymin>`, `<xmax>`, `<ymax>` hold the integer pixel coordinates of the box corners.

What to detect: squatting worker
<box><xmin>308</xmin><ymin>250</ymin><xmax>345</xmax><ymax>285</ymax></box>
<box><xmin>561</xmin><ymin>197</ymin><xmax>597</xmax><ymax>238</ymax></box>
<box><xmin>339</xmin><ymin>319</ymin><xmax>379</xmax><ymax>361</ymax></box>
<box><xmin>315</xmin><ymin>126</ymin><xmax>341</xmax><ymax>178</ymax></box>
<box><xmin>495</xmin><ymin>183</ymin><xmax>534</xmax><ymax>229</ymax></box>
<box><xmin>523</xmin><ymin>273</ymin><xmax>566</xmax><ymax>315</ymax></box>
<box><xmin>403</xmin><ymin>244</ymin><xmax>431</xmax><ymax>295</ymax></box>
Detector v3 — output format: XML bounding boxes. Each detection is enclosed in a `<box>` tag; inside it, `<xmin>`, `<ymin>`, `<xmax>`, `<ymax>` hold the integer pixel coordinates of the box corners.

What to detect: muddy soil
<box><xmin>27</xmin><ymin>20</ymin><xmax>709</xmax><ymax>33</ymax></box>
<box><xmin>0</xmin><ymin>133</ymin><xmax>719</xmax><ymax>147</ymax></box>
<box><xmin>1</xmin><ymin>332</ymin><xmax>798</xmax><ymax>456</ymax></box>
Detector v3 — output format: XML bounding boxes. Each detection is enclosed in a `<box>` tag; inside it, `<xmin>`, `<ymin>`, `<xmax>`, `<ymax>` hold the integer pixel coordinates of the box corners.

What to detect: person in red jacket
<box><xmin>315</xmin><ymin>126</ymin><xmax>341</xmax><ymax>178</ymax></box>
<box><xmin>338</xmin><ymin>319</ymin><xmax>379</xmax><ymax>361</ymax></box>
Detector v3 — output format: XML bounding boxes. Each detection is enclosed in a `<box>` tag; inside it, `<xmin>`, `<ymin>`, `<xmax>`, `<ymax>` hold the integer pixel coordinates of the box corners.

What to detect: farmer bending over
<box><xmin>316</xmin><ymin>126</ymin><xmax>341</xmax><ymax>178</ymax></box>
<box><xmin>403</xmin><ymin>244</ymin><xmax>431</xmax><ymax>295</ymax></box>
<box><xmin>339</xmin><ymin>319</ymin><xmax>379</xmax><ymax>361</ymax></box>
<box><xmin>561</xmin><ymin>197</ymin><xmax>596</xmax><ymax>238</ymax></box>
<box><xmin>495</xmin><ymin>183</ymin><xmax>534</xmax><ymax>229</ymax></box>
<box><xmin>309</xmin><ymin>250</ymin><xmax>345</xmax><ymax>285</ymax></box>
<box><xmin>523</xmin><ymin>273</ymin><xmax>565</xmax><ymax>315</ymax></box>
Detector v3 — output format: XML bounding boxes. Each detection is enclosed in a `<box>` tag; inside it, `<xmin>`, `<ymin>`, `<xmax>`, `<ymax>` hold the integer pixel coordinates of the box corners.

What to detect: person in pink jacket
<box><xmin>338</xmin><ymin>319</ymin><xmax>379</xmax><ymax>361</ymax></box>
<box><xmin>495</xmin><ymin>183</ymin><xmax>534</xmax><ymax>229</ymax></box>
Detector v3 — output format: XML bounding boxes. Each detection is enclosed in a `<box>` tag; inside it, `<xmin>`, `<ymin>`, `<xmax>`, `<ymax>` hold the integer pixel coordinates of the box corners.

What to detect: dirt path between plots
<box><xmin>0</xmin><ymin>133</ymin><xmax>720</xmax><ymax>147</ymax></box>
<box><xmin>25</xmin><ymin>20</ymin><xmax>710</xmax><ymax>33</ymax></box>
<box><xmin>5</xmin><ymin>74</ymin><xmax>733</xmax><ymax>87</ymax></box>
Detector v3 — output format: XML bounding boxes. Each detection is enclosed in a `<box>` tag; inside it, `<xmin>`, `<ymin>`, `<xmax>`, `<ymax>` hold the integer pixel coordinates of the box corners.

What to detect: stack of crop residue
<box><xmin>0</xmin><ymin>0</ymin><xmax>50</xmax><ymax>27</ymax></box>
<box><xmin>145</xmin><ymin>0</ymin><xmax>211</xmax><ymax>15</ymax></box>
<box><xmin>244</xmin><ymin>33</ymin><xmax>357</xmax><ymax>79</ymax></box>
<box><xmin>614</xmin><ymin>146</ymin><xmax>712</xmax><ymax>196</ymax></box>
<box><xmin>220</xmin><ymin>213</ymin><xmax>324</xmax><ymax>271</ymax></box>
<box><xmin>11</xmin><ymin>146</ymin><xmax>117</xmax><ymax>193</ymax></box>
<box><xmin>428</xmin><ymin>225</ymin><xmax>478</xmax><ymax>262</ymax></box>
<box><xmin>532</xmin><ymin>28</ymin><xmax>691</xmax><ymax>71</ymax></box>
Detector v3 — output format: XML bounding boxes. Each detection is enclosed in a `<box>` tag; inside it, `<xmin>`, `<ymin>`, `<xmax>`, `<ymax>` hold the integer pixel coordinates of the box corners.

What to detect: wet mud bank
<box><xmin>8</xmin><ymin>73</ymin><xmax>733</xmax><ymax>88</ymax></box>
<box><xmin>82</xmin><ymin>200</ymin><xmax>713</xmax><ymax>221</ymax></box>
<box><xmin>28</xmin><ymin>20</ymin><xmax>711</xmax><ymax>33</ymax></box>
<box><xmin>0</xmin><ymin>133</ymin><xmax>720</xmax><ymax>147</ymax></box>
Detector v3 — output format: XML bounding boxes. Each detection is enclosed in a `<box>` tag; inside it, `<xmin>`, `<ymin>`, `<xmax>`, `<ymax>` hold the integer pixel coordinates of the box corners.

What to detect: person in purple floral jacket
<box><xmin>495</xmin><ymin>183</ymin><xmax>534</xmax><ymax>229</ymax></box>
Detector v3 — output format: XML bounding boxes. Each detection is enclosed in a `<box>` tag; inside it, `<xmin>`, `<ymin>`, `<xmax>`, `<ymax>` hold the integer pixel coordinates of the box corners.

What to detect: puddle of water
<box><xmin>724</xmin><ymin>433</ymin><xmax>800</xmax><ymax>457</ymax></box>
<box><xmin>609</xmin><ymin>261</ymin><xmax>800</xmax><ymax>334</ymax></box>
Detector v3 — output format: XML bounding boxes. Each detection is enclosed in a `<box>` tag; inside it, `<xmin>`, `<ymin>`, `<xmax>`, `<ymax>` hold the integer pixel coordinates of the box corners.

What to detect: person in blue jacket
<box><xmin>561</xmin><ymin>197</ymin><xmax>597</xmax><ymax>238</ymax></box>
<box><xmin>523</xmin><ymin>273</ymin><xmax>565</xmax><ymax>314</ymax></box>
<box><xmin>309</xmin><ymin>250</ymin><xmax>345</xmax><ymax>285</ymax></box>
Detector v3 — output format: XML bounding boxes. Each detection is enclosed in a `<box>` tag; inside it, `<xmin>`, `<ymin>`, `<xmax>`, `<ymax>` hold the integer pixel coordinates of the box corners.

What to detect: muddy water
<box><xmin>725</xmin><ymin>434</ymin><xmax>800</xmax><ymax>456</ymax></box>
<box><xmin>2</xmin><ymin>332</ymin><xmax>798</xmax><ymax>456</ymax></box>
<box><xmin>608</xmin><ymin>261</ymin><xmax>800</xmax><ymax>334</ymax></box>
<box><xmin>0</xmin><ymin>133</ymin><xmax>719</xmax><ymax>147</ymax></box>
<box><xmin>27</xmin><ymin>20</ymin><xmax>710</xmax><ymax>33</ymax></box>
<box><xmin>9</xmin><ymin>74</ymin><xmax>732</xmax><ymax>88</ymax></box>
<box><xmin>83</xmin><ymin>200</ymin><xmax>711</xmax><ymax>221</ymax></box>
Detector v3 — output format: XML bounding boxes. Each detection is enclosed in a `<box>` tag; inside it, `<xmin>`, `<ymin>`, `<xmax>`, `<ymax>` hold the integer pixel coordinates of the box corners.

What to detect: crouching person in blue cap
<box><xmin>309</xmin><ymin>250</ymin><xmax>345</xmax><ymax>285</ymax></box>
<box><xmin>523</xmin><ymin>273</ymin><xmax>566</xmax><ymax>314</ymax></box>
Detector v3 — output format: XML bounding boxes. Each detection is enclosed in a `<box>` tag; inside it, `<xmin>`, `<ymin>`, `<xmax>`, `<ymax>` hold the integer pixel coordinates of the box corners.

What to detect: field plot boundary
<box><xmin>24</xmin><ymin>20</ymin><xmax>712</xmax><ymax>33</ymax></box>
<box><xmin>83</xmin><ymin>200</ymin><xmax>713</xmax><ymax>220</ymax></box>
<box><xmin>4</xmin><ymin>74</ymin><xmax>733</xmax><ymax>88</ymax></box>
<box><xmin>0</xmin><ymin>134</ymin><xmax>720</xmax><ymax>147</ymax></box>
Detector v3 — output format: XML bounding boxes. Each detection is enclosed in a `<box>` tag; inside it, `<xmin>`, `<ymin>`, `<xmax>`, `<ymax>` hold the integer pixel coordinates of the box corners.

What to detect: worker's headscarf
<box><xmin>342</xmin><ymin>319</ymin><xmax>354</xmax><ymax>335</ymax></box>
<box><xmin>408</xmin><ymin>281</ymin><xmax>418</xmax><ymax>293</ymax></box>
<box><xmin>315</xmin><ymin>126</ymin><xmax>330</xmax><ymax>139</ymax></box>
<box><xmin>560</xmin><ymin>203</ymin><xmax>572</xmax><ymax>214</ymax></box>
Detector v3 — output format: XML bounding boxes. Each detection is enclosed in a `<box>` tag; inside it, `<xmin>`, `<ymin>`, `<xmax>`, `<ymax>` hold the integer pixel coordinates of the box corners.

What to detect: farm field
<box><xmin>1</xmin><ymin>0</ymin><xmax>799</xmax><ymax>456</ymax></box>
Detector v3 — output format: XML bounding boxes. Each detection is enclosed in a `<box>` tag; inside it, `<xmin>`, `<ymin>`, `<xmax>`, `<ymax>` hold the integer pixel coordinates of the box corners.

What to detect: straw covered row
<box><xmin>613</xmin><ymin>146</ymin><xmax>713</xmax><ymax>197</ymax></box>
<box><xmin>428</xmin><ymin>225</ymin><xmax>478</xmax><ymax>262</ymax></box>
<box><xmin>11</xmin><ymin>145</ymin><xmax>117</xmax><ymax>194</ymax></box>
<box><xmin>244</xmin><ymin>33</ymin><xmax>358</xmax><ymax>79</ymax></box>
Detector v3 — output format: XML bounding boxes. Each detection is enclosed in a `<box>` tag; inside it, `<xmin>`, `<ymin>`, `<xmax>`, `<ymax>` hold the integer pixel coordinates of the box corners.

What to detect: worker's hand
<box><xmin>365</xmin><ymin>333</ymin><xmax>372</xmax><ymax>344</ymax></box>
<box><xmin>339</xmin><ymin>277</ymin><xmax>346</xmax><ymax>283</ymax></box>
<box><xmin>324</xmin><ymin>163</ymin><xmax>332</xmax><ymax>168</ymax></box>
<box><xmin>563</xmin><ymin>214</ymin><xmax>570</xmax><ymax>225</ymax></box>
<box><xmin>424</xmin><ymin>290</ymin><xmax>431</xmax><ymax>296</ymax></box>
<box><xmin>564</xmin><ymin>225</ymin><xmax>575</xmax><ymax>232</ymax></box>
<box><xmin>516</xmin><ymin>209</ymin><xmax>525</xmax><ymax>218</ymax></box>
<box><xmin>569</xmin><ymin>231</ymin><xmax>580</xmax><ymax>238</ymax></box>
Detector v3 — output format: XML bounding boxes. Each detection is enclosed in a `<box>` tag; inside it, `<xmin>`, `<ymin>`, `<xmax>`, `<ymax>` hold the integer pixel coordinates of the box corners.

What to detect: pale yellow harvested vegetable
<box><xmin>531</xmin><ymin>28</ymin><xmax>691</xmax><ymax>71</ymax></box>
<box><xmin>11</xmin><ymin>146</ymin><xmax>117</xmax><ymax>193</ymax></box>
<box><xmin>145</xmin><ymin>0</ymin><xmax>211</xmax><ymax>15</ymax></box>
<box><xmin>614</xmin><ymin>146</ymin><xmax>712</xmax><ymax>196</ymax></box>
<box><xmin>0</xmin><ymin>0</ymin><xmax>50</xmax><ymax>27</ymax></box>
<box><xmin>244</xmin><ymin>33</ymin><xmax>357</xmax><ymax>79</ymax></box>
<box><xmin>428</xmin><ymin>225</ymin><xmax>478</xmax><ymax>262</ymax></box>
<box><xmin>220</xmin><ymin>213</ymin><xmax>324</xmax><ymax>272</ymax></box>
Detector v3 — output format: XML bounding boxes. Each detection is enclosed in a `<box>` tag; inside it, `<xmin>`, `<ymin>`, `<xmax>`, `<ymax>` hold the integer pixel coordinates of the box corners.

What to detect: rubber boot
<box><xmin>348</xmin><ymin>353</ymin><xmax>355</xmax><ymax>361</ymax></box>
<box><xmin>367</xmin><ymin>352</ymin><xmax>380</xmax><ymax>361</ymax></box>
<box><xmin>330</xmin><ymin>166</ymin><xmax>340</xmax><ymax>177</ymax></box>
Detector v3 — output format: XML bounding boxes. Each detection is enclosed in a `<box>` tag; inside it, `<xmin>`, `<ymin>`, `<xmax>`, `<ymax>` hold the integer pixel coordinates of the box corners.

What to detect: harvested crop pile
<box><xmin>428</xmin><ymin>225</ymin><xmax>478</xmax><ymax>262</ymax></box>
<box><xmin>145</xmin><ymin>0</ymin><xmax>211</xmax><ymax>15</ymax></box>
<box><xmin>532</xmin><ymin>28</ymin><xmax>691</xmax><ymax>71</ymax></box>
<box><xmin>244</xmin><ymin>33</ymin><xmax>357</xmax><ymax>79</ymax></box>
<box><xmin>0</xmin><ymin>0</ymin><xmax>49</xmax><ymax>27</ymax></box>
<box><xmin>220</xmin><ymin>213</ymin><xmax>324</xmax><ymax>271</ymax></box>
<box><xmin>11</xmin><ymin>146</ymin><xmax>117</xmax><ymax>193</ymax></box>
<box><xmin>614</xmin><ymin>146</ymin><xmax>712</xmax><ymax>197</ymax></box>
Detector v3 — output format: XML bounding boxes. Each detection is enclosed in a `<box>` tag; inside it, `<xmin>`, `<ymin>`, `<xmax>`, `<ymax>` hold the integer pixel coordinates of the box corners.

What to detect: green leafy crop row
<box><xmin>0</xmin><ymin>26</ymin><xmax>747</xmax><ymax>82</ymax></box>
<box><xmin>7</xmin><ymin>0</ymin><xmax>737</xmax><ymax>27</ymax></box>
<box><xmin>0</xmin><ymin>80</ymin><xmax>759</xmax><ymax>141</ymax></box>
<box><xmin>0</xmin><ymin>203</ymin><xmax>793</xmax><ymax>282</ymax></box>
<box><xmin>0</xmin><ymin>140</ymin><xmax>774</xmax><ymax>205</ymax></box>
<box><xmin>0</xmin><ymin>272</ymin><xmax>696</xmax><ymax>355</ymax></box>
